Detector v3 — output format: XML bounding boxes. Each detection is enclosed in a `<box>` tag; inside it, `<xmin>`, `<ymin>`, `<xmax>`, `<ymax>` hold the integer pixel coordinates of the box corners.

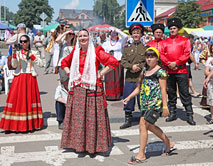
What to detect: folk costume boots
<box><xmin>120</xmin><ymin>112</ymin><xmax>132</xmax><ymax>129</ymax></box>
<box><xmin>185</xmin><ymin>105</ymin><xmax>196</xmax><ymax>125</ymax></box>
<box><xmin>166</xmin><ymin>108</ymin><xmax>177</xmax><ymax>122</ymax></box>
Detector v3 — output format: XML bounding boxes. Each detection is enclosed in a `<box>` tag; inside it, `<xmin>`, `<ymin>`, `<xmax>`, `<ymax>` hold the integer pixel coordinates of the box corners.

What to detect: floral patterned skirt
<box><xmin>60</xmin><ymin>86</ymin><xmax>112</xmax><ymax>154</ymax></box>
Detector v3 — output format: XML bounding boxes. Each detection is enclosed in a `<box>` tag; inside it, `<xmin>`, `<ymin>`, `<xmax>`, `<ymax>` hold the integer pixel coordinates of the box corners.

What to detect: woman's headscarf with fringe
<box><xmin>68</xmin><ymin>30</ymin><xmax>97</xmax><ymax>90</ymax></box>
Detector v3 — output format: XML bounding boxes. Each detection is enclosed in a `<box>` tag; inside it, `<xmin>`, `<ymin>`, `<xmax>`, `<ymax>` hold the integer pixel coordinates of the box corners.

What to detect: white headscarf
<box><xmin>68</xmin><ymin>31</ymin><xmax>97</xmax><ymax>90</ymax></box>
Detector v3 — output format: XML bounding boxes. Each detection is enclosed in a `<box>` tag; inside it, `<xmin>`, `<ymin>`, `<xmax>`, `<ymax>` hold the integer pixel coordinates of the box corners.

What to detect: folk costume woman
<box><xmin>0</xmin><ymin>35</ymin><xmax>44</xmax><ymax>132</ymax></box>
<box><xmin>102</xmin><ymin>28</ymin><xmax>128</xmax><ymax>100</ymax></box>
<box><xmin>123</xmin><ymin>47</ymin><xmax>174</xmax><ymax>164</ymax></box>
<box><xmin>60</xmin><ymin>29</ymin><xmax>119</xmax><ymax>154</ymax></box>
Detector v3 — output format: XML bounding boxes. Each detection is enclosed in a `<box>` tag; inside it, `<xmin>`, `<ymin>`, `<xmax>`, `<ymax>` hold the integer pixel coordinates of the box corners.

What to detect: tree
<box><xmin>93</xmin><ymin>0</ymin><xmax>120</xmax><ymax>25</ymax></box>
<box><xmin>114</xmin><ymin>10</ymin><xmax>126</xmax><ymax>30</ymax></box>
<box><xmin>14</xmin><ymin>0</ymin><xmax>54</xmax><ymax>28</ymax></box>
<box><xmin>173</xmin><ymin>1</ymin><xmax>203</xmax><ymax>28</ymax></box>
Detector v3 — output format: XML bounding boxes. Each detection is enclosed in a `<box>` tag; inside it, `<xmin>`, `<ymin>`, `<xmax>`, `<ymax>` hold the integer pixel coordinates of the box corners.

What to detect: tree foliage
<box><xmin>93</xmin><ymin>0</ymin><xmax>120</xmax><ymax>25</ymax></box>
<box><xmin>114</xmin><ymin>10</ymin><xmax>126</xmax><ymax>30</ymax></box>
<box><xmin>1</xmin><ymin>6</ymin><xmax>15</xmax><ymax>24</ymax></box>
<box><xmin>14</xmin><ymin>0</ymin><xmax>54</xmax><ymax>28</ymax></box>
<box><xmin>173</xmin><ymin>1</ymin><xmax>203</xmax><ymax>28</ymax></box>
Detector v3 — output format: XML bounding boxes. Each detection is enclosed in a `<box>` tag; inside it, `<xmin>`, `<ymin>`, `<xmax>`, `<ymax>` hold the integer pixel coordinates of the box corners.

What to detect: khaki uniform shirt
<box><xmin>121</xmin><ymin>42</ymin><xmax>147</xmax><ymax>82</ymax></box>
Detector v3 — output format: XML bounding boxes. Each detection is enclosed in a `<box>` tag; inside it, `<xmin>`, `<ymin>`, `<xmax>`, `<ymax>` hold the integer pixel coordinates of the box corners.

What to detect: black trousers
<box><xmin>167</xmin><ymin>73</ymin><xmax>193</xmax><ymax>115</ymax></box>
<box><xmin>55</xmin><ymin>101</ymin><xmax>66</xmax><ymax>122</ymax></box>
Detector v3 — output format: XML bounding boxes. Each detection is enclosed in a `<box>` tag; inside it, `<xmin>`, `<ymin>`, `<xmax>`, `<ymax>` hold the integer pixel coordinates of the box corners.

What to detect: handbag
<box><xmin>144</xmin><ymin>108</ymin><xmax>160</xmax><ymax>124</ymax></box>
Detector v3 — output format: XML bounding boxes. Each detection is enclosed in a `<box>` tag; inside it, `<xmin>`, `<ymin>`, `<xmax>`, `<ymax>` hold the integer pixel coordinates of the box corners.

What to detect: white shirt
<box><xmin>102</xmin><ymin>29</ymin><xmax>128</xmax><ymax>61</ymax></box>
<box><xmin>34</xmin><ymin>35</ymin><xmax>45</xmax><ymax>47</ymax></box>
<box><xmin>55</xmin><ymin>85</ymin><xmax>68</xmax><ymax>102</ymax></box>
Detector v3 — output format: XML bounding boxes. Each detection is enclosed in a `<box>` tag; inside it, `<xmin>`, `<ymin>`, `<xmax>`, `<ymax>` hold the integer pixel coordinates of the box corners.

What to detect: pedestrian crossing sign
<box><xmin>126</xmin><ymin>0</ymin><xmax>154</xmax><ymax>27</ymax></box>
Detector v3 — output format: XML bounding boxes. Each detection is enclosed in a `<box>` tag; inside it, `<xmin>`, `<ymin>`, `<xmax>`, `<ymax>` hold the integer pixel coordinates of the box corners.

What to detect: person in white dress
<box><xmin>102</xmin><ymin>27</ymin><xmax>128</xmax><ymax>100</ymax></box>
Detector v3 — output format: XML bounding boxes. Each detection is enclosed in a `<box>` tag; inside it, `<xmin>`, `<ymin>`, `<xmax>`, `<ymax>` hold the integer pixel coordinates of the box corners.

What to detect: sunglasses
<box><xmin>66</xmin><ymin>27</ymin><xmax>70</xmax><ymax>29</ymax></box>
<box><xmin>20</xmin><ymin>40</ymin><xmax>28</xmax><ymax>43</ymax></box>
<box><xmin>68</xmin><ymin>33</ymin><xmax>75</xmax><ymax>35</ymax></box>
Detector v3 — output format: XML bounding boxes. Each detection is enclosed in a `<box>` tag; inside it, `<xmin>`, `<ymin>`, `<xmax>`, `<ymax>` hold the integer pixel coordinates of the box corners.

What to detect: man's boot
<box><xmin>120</xmin><ymin>112</ymin><xmax>132</xmax><ymax>129</ymax></box>
<box><xmin>187</xmin><ymin>115</ymin><xmax>196</xmax><ymax>125</ymax></box>
<box><xmin>166</xmin><ymin>108</ymin><xmax>177</xmax><ymax>122</ymax></box>
<box><xmin>185</xmin><ymin>105</ymin><xmax>196</xmax><ymax>125</ymax></box>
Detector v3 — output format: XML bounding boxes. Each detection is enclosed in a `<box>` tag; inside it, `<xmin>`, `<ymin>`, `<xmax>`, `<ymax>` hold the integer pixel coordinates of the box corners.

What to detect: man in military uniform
<box><xmin>161</xmin><ymin>18</ymin><xmax>196</xmax><ymax>125</ymax></box>
<box><xmin>120</xmin><ymin>23</ymin><xmax>147</xmax><ymax>129</ymax></box>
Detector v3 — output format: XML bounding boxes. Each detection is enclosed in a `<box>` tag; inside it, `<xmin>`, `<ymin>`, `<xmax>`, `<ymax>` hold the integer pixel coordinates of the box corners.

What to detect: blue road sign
<box><xmin>126</xmin><ymin>0</ymin><xmax>154</xmax><ymax>27</ymax></box>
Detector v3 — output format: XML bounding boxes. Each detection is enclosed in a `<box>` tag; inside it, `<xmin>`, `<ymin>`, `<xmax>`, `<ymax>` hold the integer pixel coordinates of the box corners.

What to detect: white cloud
<box><xmin>64</xmin><ymin>0</ymin><xmax>80</xmax><ymax>9</ymax></box>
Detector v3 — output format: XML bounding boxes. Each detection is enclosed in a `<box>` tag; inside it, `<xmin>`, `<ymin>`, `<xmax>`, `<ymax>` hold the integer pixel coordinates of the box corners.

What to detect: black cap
<box><xmin>167</xmin><ymin>18</ymin><xmax>183</xmax><ymax>29</ymax></box>
<box><xmin>151</xmin><ymin>23</ymin><xmax>165</xmax><ymax>33</ymax></box>
<box><xmin>129</xmin><ymin>23</ymin><xmax>145</xmax><ymax>35</ymax></box>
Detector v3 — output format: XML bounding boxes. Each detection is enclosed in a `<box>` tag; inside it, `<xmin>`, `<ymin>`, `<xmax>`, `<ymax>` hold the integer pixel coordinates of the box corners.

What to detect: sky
<box><xmin>4</xmin><ymin>0</ymin><xmax>125</xmax><ymax>20</ymax></box>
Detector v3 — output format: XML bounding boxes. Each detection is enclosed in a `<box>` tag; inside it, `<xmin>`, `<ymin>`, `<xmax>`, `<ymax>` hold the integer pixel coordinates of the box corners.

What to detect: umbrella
<box><xmin>87</xmin><ymin>24</ymin><xmax>116</xmax><ymax>32</ymax></box>
<box><xmin>40</xmin><ymin>23</ymin><xmax>59</xmax><ymax>32</ymax></box>
<box><xmin>202</xmin><ymin>25</ymin><xmax>213</xmax><ymax>30</ymax></box>
<box><xmin>0</xmin><ymin>23</ymin><xmax>12</xmax><ymax>30</ymax></box>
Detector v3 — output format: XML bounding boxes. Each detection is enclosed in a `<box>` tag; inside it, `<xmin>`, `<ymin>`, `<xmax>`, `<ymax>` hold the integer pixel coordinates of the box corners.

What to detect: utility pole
<box><xmin>4</xmin><ymin>0</ymin><xmax>6</xmax><ymax>22</ymax></box>
<box><xmin>0</xmin><ymin>0</ymin><xmax>1</xmax><ymax>23</ymax></box>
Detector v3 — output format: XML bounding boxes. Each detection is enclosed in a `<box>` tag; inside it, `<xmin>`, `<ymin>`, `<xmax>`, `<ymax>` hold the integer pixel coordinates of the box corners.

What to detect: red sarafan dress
<box><xmin>60</xmin><ymin>46</ymin><xmax>119</xmax><ymax>154</ymax></box>
<box><xmin>0</xmin><ymin>50</ymin><xmax>44</xmax><ymax>132</ymax></box>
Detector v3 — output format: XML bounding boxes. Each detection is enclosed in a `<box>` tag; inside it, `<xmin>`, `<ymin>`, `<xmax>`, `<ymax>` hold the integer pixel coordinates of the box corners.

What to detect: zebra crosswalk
<box><xmin>0</xmin><ymin>123</ymin><xmax>213</xmax><ymax>165</ymax></box>
<box><xmin>0</xmin><ymin>106</ymin><xmax>212</xmax><ymax>166</ymax></box>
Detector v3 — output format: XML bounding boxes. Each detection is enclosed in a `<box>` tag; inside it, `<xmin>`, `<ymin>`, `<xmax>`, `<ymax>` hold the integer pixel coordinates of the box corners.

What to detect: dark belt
<box><xmin>164</xmin><ymin>64</ymin><xmax>186</xmax><ymax>70</ymax></box>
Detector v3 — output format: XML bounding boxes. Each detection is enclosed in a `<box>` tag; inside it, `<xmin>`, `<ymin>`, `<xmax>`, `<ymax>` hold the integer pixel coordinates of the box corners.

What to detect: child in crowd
<box><xmin>123</xmin><ymin>47</ymin><xmax>174</xmax><ymax>164</ymax></box>
<box><xmin>55</xmin><ymin>80</ymin><xmax>68</xmax><ymax>129</ymax></box>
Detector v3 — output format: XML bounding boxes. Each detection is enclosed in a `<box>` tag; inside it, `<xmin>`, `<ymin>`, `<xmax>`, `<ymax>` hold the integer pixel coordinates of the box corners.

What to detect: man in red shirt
<box><xmin>147</xmin><ymin>23</ymin><xmax>165</xmax><ymax>57</ymax></box>
<box><xmin>161</xmin><ymin>18</ymin><xmax>196</xmax><ymax>125</ymax></box>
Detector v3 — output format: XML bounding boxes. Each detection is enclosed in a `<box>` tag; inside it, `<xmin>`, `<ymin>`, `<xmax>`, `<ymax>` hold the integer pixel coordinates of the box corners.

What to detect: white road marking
<box><xmin>127</xmin><ymin>139</ymin><xmax>213</xmax><ymax>153</ymax></box>
<box><xmin>0</xmin><ymin>125</ymin><xmax>212</xmax><ymax>144</ymax></box>
<box><xmin>43</xmin><ymin>101</ymin><xmax>210</xmax><ymax>127</ymax></box>
<box><xmin>0</xmin><ymin>133</ymin><xmax>61</xmax><ymax>144</ymax></box>
<box><xmin>167</xmin><ymin>163</ymin><xmax>213</xmax><ymax>166</ymax></box>
<box><xmin>111</xmin><ymin>124</ymin><xmax>213</xmax><ymax>137</ymax></box>
<box><xmin>0</xmin><ymin>146</ymin><xmax>123</xmax><ymax>165</ymax></box>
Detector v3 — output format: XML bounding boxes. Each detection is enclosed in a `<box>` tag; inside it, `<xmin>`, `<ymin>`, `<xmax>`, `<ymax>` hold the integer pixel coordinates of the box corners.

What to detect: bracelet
<box><xmin>163</xmin><ymin>106</ymin><xmax>168</xmax><ymax>109</ymax></box>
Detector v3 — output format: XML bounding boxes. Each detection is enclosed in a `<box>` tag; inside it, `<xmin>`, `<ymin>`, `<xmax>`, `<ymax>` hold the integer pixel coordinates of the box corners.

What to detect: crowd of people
<box><xmin>0</xmin><ymin>17</ymin><xmax>212</xmax><ymax>164</ymax></box>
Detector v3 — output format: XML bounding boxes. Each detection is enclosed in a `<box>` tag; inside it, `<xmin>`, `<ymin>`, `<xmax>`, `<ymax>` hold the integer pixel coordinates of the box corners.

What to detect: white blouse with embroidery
<box><xmin>12</xmin><ymin>50</ymin><xmax>43</xmax><ymax>76</ymax></box>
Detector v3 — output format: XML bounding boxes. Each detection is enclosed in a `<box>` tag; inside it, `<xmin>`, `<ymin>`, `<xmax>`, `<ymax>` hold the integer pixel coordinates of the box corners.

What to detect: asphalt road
<box><xmin>0</xmin><ymin>48</ymin><xmax>212</xmax><ymax>166</ymax></box>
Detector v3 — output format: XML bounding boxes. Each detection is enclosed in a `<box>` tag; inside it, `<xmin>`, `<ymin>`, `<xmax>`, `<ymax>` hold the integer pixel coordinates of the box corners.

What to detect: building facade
<box><xmin>57</xmin><ymin>9</ymin><xmax>94</xmax><ymax>29</ymax></box>
<box><xmin>155</xmin><ymin>0</ymin><xmax>179</xmax><ymax>17</ymax></box>
<box><xmin>155</xmin><ymin>0</ymin><xmax>213</xmax><ymax>26</ymax></box>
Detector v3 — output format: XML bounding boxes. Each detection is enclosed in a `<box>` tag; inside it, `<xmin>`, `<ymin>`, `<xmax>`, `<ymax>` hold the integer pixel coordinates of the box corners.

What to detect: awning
<box><xmin>0</xmin><ymin>23</ymin><xmax>12</xmax><ymax>30</ymax></box>
<box><xmin>202</xmin><ymin>25</ymin><xmax>213</xmax><ymax>30</ymax></box>
<box><xmin>191</xmin><ymin>30</ymin><xmax>213</xmax><ymax>37</ymax></box>
<box><xmin>183</xmin><ymin>27</ymin><xmax>204</xmax><ymax>34</ymax></box>
<box><xmin>40</xmin><ymin>23</ymin><xmax>59</xmax><ymax>32</ymax></box>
